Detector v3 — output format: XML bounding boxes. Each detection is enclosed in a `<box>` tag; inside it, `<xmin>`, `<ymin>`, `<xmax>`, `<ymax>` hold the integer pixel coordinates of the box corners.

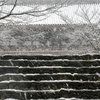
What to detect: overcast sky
<box><xmin>6</xmin><ymin>0</ymin><xmax>100</xmax><ymax>5</ymax></box>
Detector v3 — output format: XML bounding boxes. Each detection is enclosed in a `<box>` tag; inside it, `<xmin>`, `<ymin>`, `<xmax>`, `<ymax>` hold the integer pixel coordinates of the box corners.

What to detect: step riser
<box><xmin>0</xmin><ymin>91</ymin><xmax>100</xmax><ymax>99</ymax></box>
<box><xmin>0</xmin><ymin>60</ymin><xmax>100</xmax><ymax>66</ymax></box>
<box><xmin>0</xmin><ymin>82</ymin><xmax>100</xmax><ymax>90</ymax></box>
<box><xmin>0</xmin><ymin>75</ymin><xmax>99</xmax><ymax>81</ymax></box>
<box><xmin>0</xmin><ymin>91</ymin><xmax>25</xmax><ymax>100</ymax></box>
<box><xmin>0</xmin><ymin>68</ymin><xmax>100</xmax><ymax>74</ymax></box>
<box><xmin>19</xmin><ymin>68</ymin><xmax>100</xmax><ymax>74</ymax></box>
<box><xmin>1</xmin><ymin>55</ymin><xmax>100</xmax><ymax>60</ymax></box>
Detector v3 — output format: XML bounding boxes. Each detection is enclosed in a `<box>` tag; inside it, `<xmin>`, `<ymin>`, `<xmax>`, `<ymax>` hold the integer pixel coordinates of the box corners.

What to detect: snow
<box><xmin>31</xmin><ymin>98</ymin><xmax>83</xmax><ymax>100</ymax></box>
<box><xmin>1</xmin><ymin>53</ymin><xmax>98</xmax><ymax>56</ymax></box>
<box><xmin>1</xmin><ymin>88</ymin><xmax>100</xmax><ymax>92</ymax></box>
<box><xmin>0</xmin><ymin>72</ymin><xmax>99</xmax><ymax>78</ymax></box>
<box><xmin>3</xmin><ymin>98</ymin><xmax>97</xmax><ymax>100</ymax></box>
<box><xmin>0</xmin><ymin>80</ymin><xmax>99</xmax><ymax>83</ymax></box>
<box><xmin>2</xmin><ymin>59</ymin><xmax>100</xmax><ymax>62</ymax></box>
<box><xmin>0</xmin><ymin>4</ymin><xmax>100</xmax><ymax>25</ymax></box>
<box><xmin>4</xmin><ymin>98</ymin><xmax>18</xmax><ymax>100</ymax></box>
<box><xmin>59</xmin><ymin>98</ymin><xmax>82</xmax><ymax>100</ymax></box>
<box><xmin>33</xmin><ymin>66</ymin><xmax>100</xmax><ymax>68</ymax></box>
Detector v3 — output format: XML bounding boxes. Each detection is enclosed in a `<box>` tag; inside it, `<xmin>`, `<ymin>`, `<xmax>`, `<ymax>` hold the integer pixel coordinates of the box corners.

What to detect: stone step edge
<box><xmin>0</xmin><ymin>80</ymin><xmax>100</xmax><ymax>83</ymax></box>
<box><xmin>6</xmin><ymin>59</ymin><xmax>100</xmax><ymax>61</ymax></box>
<box><xmin>0</xmin><ymin>73</ymin><xmax>100</xmax><ymax>77</ymax></box>
<box><xmin>0</xmin><ymin>66</ymin><xmax>100</xmax><ymax>68</ymax></box>
<box><xmin>1</xmin><ymin>59</ymin><xmax>100</xmax><ymax>61</ymax></box>
<box><xmin>0</xmin><ymin>50</ymin><xmax>97</xmax><ymax>53</ymax></box>
<box><xmin>1</xmin><ymin>53</ymin><xmax>100</xmax><ymax>58</ymax></box>
<box><xmin>4</xmin><ymin>98</ymin><xmax>83</xmax><ymax>100</ymax></box>
<box><xmin>0</xmin><ymin>88</ymin><xmax>100</xmax><ymax>92</ymax></box>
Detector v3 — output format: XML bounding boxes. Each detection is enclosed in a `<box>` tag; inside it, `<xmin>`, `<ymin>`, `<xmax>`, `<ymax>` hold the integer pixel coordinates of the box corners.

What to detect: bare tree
<box><xmin>76</xmin><ymin>4</ymin><xmax>100</xmax><ymax>53</ymax></box>
<box><xmin>0</xmin><ymin>0</ymin><xmax>70</xmax><ymax>24</ymax></box>
<box><xmin>0</xmin><ymin>0</ymin><xmax>73</xmax><ymax>51</ymax></box>
<box><xmin>58</xmin><ymin>4</ymin><xmax>100</xmax><ymax>53</ymax></box>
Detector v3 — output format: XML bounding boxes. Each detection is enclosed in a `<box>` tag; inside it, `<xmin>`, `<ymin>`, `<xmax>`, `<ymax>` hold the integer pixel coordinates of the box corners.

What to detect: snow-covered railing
<box><xmin>0</xmin><ymin>4</ymin><xmax>100</xmax><ymax>25</ymax></box>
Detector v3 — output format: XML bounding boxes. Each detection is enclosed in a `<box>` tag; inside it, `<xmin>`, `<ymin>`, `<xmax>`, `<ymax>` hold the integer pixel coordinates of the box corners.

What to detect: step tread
<box><xmin>0</xmin><ymin>67</ymin><xmax>100</xmax><ymax>74</ymax></box>
<box><xmin>0</xmin><ymin>60</ymin><xmax>100</xmax><ymax>66</ymax></box>
<box><xmin>0</xmin><ymin>74</ymin><xmax>99</xmax><ymax>81</ymax></box>
<box><xmin>0</xmin><ymin>81</ymin><xmax>100</xmax><ymax>90</ymax></box>
<box><xmin>1</xmin><ymin>54</ymin><xmax>100</xmax><ymax>60</ymax></box>
<box><xmin>0</xmin><ymin>90</ymin><xmax>100</xmax><ymax>99</ymax></box>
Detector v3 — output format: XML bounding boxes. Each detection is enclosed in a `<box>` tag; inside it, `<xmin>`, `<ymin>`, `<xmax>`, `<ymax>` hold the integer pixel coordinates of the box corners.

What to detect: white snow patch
<box><xmin>59</xmin><ymin>97</ymin><xmax>80</xmax><ymax>100</ymax></box>
<box><xmin>0</xmin><ymin>80</ymin><xmax>99</xmax><ymax>83</ymax></box>
<box><xmin>1</xmin><ymin>88</ymin><xmax>100</xmax><ymax>92</ymax></box>
<box><xmin>4</xmin><ymin>59</ymin><xmax>100</xmax><ymax>62</ymax></box>
<box><xmin>0</xmin><ymin>73</ymin><xmax>98</xmax><ymax>77</ymax></box>
<box><xmin>30</xmin><ymin>98</ymin><xmax>81</xmax><ymax>100</ymax></box>
<box><xmin>5</xmin><ymin>99</ymin><xmax>18</xmax><ymax>100</ymax></box>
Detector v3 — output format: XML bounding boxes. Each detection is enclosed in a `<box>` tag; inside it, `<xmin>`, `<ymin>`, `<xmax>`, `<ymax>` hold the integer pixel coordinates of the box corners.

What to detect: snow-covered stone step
<box><xmin>0</xmin><ymin>74</ymin><xmax>99</xmax><ymax>81</ymax></box>
<box><xmin>0</xmin><ymin>60</ymin><xmax>100</xmax><ymax>66</ymax></box>
<box><xmin>0</xmin><ymin>81</ymin><xmax>100</xmax><ymax>90</ymax></box>
<box><xmin>1</xmin><ymin>67</ymin><xmax>100</xmax><ymax>74</ymax></box>
<box><xmin>0</xmin><ymin>67</ymin><xmax>18</xmax><ymax>74</ymax></box>
<box><xmin>0</xmin><ymin>54</ymin><xmax>99</xmax><ymax>99</ymax></box>
<box><xmin>0</xmin><ymin>89</ymin><xmax>100</xmax><ymax>99</ymax></box>
<box><xmin>18</xmin><ymin>67</ymin><xmax>100</xmax><ymax>74</ymax></box>
<box><xmin>1</xmin><ymin>54</ymin><xmax>100</xmax><ymax>60</ymax></box>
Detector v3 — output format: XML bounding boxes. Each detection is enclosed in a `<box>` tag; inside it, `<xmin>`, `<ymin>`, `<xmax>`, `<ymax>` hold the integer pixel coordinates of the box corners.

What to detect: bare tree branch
<box><xmin>0</xmin><ymin>0</ymin><xmax>17</xmax><ymax>20</ymax></box>
<box><xmin>0</xmin><ymin>0</ymin><xmax>69</xmax><ymax>21</ymax></box>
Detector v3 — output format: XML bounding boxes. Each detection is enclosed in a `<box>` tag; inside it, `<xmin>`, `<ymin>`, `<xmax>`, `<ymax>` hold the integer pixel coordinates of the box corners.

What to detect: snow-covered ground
<box><xmin>0</xmin><ymin>4</ymin><xmax>100</xmax><ymax>25</ymax></box>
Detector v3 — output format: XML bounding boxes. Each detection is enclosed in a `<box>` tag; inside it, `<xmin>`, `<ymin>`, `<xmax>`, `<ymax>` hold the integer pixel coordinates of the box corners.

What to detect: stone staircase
<box><xmin>0</xmin><ymin>54</ymin><xmax>100</xmax><ymax>100</ymax></box>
